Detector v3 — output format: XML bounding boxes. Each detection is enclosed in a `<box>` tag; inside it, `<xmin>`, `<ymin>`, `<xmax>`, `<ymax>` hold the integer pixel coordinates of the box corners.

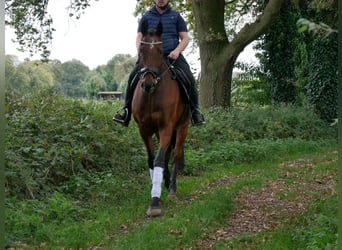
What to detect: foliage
<box><xmin>297</xmin><ymin>18</ymin><xmax>338</xmax><ymax>36</ymax></box>
<box><xmin>300</xmin><ymin>0</ymin><xmax>338</xmax><ymax>122</ymax></box>
<box><xmin>5</xmin><ymin>57</ymin><xmax>55</xmax><ymax>92</ymax></box>
<box><xmin>232</xmin><ymin>62</ymin><xmax>271</xmax><ymax>106</ymax></box>
<box><xmin>5</xmin><ymin>0</ymin><xmax>99</xmax><ymax>60</ymax></box>
<box><xmin>5</xmin><ymin>88</ymin><xmax>336</xmax><ymax>200</ymax></box>
<box><xmin>192</xmin><ymin>105</ymin><xmax>335</xmax><ymax>142</ymax></box>
<box><xmin>5</xmin><ymin>88</ymin><xmax>146</xmax><ymax>200</ymax></box>
<box><xmin>255</xmin><ymin>0</ymin><xmax>338</xmax><ymax>120</ymax></box>
<box><xmin>5</xmin><ymin>0</ymin><xmax>54</xmax><ymax>59</ymax></box>
<box><xmin>6</xmin><ymin>0</ymin><xmax>284</xmax><ymax>108</ymax></box>
<box><xmin>292</xmin><ymin>196</ymin><xmax>337</xmax><ymax>249</ymax></box>
<box><xmin>306</xmin><ymin>36</ymin><xmax>337</xmax><ymax>121</ymax></box>
<box><xmin>5</xmin><ymin>54</ymin><xmax>135</xmax><ymax>98</ymax></box>
<box><xmin>5</xmin><ymin>87</ymin><xmax>336</xmax><ymax>247</ymax></box>
<box><xmin>255</xmin><ymin>0</ymin><xmax>299</xmax><ymax>104</ymax></box>
<box><xmin>59</xmin><ymin>59</ymin><xmax>89</xmax><ymax>97</ymax></box>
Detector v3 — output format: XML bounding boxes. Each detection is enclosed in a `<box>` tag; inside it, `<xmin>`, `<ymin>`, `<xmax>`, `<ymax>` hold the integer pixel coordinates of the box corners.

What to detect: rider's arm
<box><xmin>168</xmin><ymin>31</ymin><xmax>189</xmax><ymax>60</ymax></box>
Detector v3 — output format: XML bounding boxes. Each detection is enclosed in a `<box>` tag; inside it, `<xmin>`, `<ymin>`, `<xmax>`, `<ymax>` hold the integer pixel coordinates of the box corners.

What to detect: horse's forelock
<box><xmin>147</xmin><ymin>29</ymin><xmax>158</xmax><ymax>37</ymax></box>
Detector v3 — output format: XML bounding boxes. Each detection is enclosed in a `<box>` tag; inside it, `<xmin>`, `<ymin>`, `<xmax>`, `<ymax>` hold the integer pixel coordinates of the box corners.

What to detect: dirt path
<box><xmin>107</xmin><ymin>151</ymin><xmax>337</xmax><ymax>249</ymax></box>
<box><xmin>196</xmin><ymin>152</ymin><xmax>337</xmax><ymax>248</ymax></box>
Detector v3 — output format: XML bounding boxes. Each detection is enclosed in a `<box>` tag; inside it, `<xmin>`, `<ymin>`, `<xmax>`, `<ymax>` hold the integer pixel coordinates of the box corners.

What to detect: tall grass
<box><xmin>5</xmin><ymin>88</ymin><xmax>337</xmax><ymax>248</ymax></box>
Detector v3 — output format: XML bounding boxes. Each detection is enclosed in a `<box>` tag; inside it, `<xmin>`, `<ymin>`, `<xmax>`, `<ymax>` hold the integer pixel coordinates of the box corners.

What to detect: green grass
<box><xmin>5</xmin><ymin>90</ymin><xmax>338</xmax><ymax>249</ymax></box>
<box><xmin>6</xmin><ymin>148</ymin><xmax>337</xmax><ymax>249</ymax></box>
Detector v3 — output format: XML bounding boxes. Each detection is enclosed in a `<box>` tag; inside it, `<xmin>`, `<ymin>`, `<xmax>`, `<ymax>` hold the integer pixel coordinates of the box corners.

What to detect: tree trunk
<box><xmin>192</xmin><ymin>0</ymin><xmax>283</xmax><ymax>108</ymax></box>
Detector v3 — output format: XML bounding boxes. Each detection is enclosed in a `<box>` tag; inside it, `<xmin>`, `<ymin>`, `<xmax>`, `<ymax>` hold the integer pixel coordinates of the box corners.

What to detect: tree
<box><xmin>5</xmin><ymin>0</ymin><xmax>98</xmax><ymax>60</ymax></box>
<box><xmin>83</xmin><ymin>71</ymin><xmax>106</xmax><ymax>99</ymax></box>
<box><xmin>49</xmin><ymin>59</ymin><xmax>64</xmax><ymax>93</ymax></box>
<box><xmin>60</xmin><ymin>59</ymin><xmax>89</xmax><ymax>97</ymax></box>
<box><xmin>299</xmin><ymin>0</ymin><xmax>338</xmax><ymax>121</ymax></box>
<box><xmin>191</xmin><ymin>0</ymin><xmax>283</xmax><ymax>107</ymax></box>
<box><xmin>6</xmin><ymin>0</ymin><xmax>283</xmax><ymax>107</ymax></box>
<box><xmin>95</xmin><ymin>54</ymin><xmax>136</xmax><ymax>92</ymax></box>
<box><xmin>6</xmin><ymin>60</ymin><xmax>55</xmax><ymax>92</ymax></box>
<box><xmin>5</xmin><ymin>55</ymin><xmax>17</xmax><ymax>88</ymax></box>
<box><xmin>256</xmin><ymin>0</ymin><xmax>299</xmax><ymax>104</ymax></box>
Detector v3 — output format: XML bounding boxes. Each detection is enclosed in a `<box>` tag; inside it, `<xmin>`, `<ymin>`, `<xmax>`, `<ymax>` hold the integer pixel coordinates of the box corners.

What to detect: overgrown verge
<box><xmin>5</xmin><ymin>88</ymin><xmax>337</xmax><ymax>248</ymax></box>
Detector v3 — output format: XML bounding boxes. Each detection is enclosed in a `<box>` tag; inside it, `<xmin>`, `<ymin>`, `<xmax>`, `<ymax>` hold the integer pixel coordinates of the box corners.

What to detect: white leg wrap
<box><xmin>149</xmin><ymin>169</ymin><xmax>154</xmax><ymax>182</ymax></box>
<box><xmin>151</xmin><ymin>167</ymin><xmax>163</xmax><ymax>198</ymax></box>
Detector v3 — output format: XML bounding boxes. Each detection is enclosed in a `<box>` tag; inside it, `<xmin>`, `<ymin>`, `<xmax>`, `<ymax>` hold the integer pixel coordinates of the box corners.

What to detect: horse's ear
<box><xmin>141</xmin><ymin>19</ymin><xmax>149</xmax><ymax>36</ymax></box>
<box><xmin>156</xmin><ymin>21</ymin><xmax>163</xmax><ymax>37</ymax></box>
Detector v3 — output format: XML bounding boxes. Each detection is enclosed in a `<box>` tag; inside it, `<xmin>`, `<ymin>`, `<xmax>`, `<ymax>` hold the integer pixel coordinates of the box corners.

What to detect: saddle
<box><xmin>168</xmin><ymin>64</ymin><xmax>191</xmax><ymax>103</ymax></box>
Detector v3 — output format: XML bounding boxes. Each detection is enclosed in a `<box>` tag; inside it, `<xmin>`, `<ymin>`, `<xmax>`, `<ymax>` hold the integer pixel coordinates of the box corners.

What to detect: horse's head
<box><xmin>139</xmin><ymin>20</ymin><xmax>164</xmax><ymax>93</ymax></box>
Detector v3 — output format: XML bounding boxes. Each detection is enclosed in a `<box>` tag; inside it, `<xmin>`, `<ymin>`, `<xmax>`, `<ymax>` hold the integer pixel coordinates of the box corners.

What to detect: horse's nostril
<box><xmin>141</xmin><ymin>81</ymin><xmax>155</xmax><ymax>93</ymax></box>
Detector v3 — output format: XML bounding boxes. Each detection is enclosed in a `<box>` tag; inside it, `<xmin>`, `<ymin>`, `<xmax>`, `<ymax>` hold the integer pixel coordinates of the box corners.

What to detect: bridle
<box><xmin>139</xmin><ymin>40</ymin><xmax>175</xmax><ymax>93</ymax></box>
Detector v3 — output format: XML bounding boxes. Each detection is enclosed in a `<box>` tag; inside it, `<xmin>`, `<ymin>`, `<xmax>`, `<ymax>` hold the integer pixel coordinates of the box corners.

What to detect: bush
<box><xmin>5</xmin><ymin>88</ymin><xmax>336</xmax><ymax>200</ymax></box>
<box><xmin>187</xmin><ymin>105</ymin><xmax>335</xmax><ymax>147</ymax></box>
<box><xmin>5</xmin><ymin>88</ymin><xmax>146</xmax><ymax>200</ymax></box>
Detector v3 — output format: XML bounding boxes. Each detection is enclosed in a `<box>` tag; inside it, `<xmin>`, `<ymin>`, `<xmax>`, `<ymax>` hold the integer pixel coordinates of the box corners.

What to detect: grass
<box><xmin>5</xmin><ymin>90</ymin><xmax>338</xmax><ymax>249</ymax></box>
<box><xmin>7</xmin><ymin>148</ymin><xmax>337</xmax><ymax>249</ymax></box>
<box><xmin>106</xmin><ymin>149</ymin><xmax>337</xmax><ymax>249</ymax></box>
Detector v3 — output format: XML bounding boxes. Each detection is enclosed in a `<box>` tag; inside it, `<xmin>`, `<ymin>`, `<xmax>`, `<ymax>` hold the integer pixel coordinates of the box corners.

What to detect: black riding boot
<box><xmin>113</xmin><ymin>66</ymin><xmax>140</xmax><ymax>126</ymax></box>
<box><xmin>188</xmin><ymin>84</ymin><xmax>205</xmax><ymax>126</ymax></box>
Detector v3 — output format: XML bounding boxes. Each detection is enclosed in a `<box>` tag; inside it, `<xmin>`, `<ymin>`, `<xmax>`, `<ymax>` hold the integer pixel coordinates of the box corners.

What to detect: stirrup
<box><xmin>191</xmin><ymin>110</ymin><xmax>206</xmax><ymax>126</ymax></box>
<box><xmin>113</xmin><ymin>108</ymin><xmax>129</xmax><ymax>126</ymax></box>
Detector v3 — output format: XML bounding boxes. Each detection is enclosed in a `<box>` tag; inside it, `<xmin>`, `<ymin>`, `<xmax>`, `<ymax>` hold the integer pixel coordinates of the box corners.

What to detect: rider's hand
<box><xmin>168</xmin><ymin>50</ymin><xmax>180</xmax><ymax>60</ymax></box>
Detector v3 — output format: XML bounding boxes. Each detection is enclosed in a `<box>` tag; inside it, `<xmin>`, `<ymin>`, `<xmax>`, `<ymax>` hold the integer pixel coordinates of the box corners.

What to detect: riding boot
<box><xmin>188</xmin><ymin>84</ymin><xmax>206</xmax><ymax>126</ymax></box>
<box><xmin>113</xmin><ymin>66</ymin><xmax>140</xmax><ymax>126</ymax></box>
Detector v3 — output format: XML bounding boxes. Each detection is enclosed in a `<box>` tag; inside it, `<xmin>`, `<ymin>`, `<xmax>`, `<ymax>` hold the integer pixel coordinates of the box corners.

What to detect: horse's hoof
<box><xmin>146</xmin><ymin>197</ymin><xmax>162</xmax><ymax>217</ymax></box>
<box><xmin>168</xmin><ymin>189</ymin><xmax>176</xmax><ymax>197</ymax></box>
<box><xmin>146</xmin><ymin>206</ymin><xmax>162</xmax><ymax>217</ymax></box>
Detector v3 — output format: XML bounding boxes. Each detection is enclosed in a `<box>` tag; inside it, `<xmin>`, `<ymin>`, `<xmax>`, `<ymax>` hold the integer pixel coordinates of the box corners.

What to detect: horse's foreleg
<box><xmin>151</xmin><ymin>147</ymin><xmax>167</xmax><ymax>199</ymax></box>
<box><xmin>141</xmin><ymin>134</ymin><xmax>154</xmax><ymax>181</ymax></box>
<box><xmin>146</xmin><ymin>128</ymin><xmax>173</xmax><ymax>217</ymax></box>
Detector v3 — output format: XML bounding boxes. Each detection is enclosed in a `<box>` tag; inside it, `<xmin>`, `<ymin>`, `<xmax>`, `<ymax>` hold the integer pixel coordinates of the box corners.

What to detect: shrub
<box><xmin>5</xmin><ymin>88</ymin><xmax>336</xmax><ymax>200</ymax></box>
<box><xmin>5</xmin><ymin>88</ymin><xmax>146</xmax><ymax>200</ymax></box>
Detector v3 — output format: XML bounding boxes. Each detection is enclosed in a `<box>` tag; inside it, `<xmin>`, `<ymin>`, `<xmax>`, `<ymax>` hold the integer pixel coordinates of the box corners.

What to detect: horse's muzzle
<box><xmin>140</xmin><ymin>68</ymin><xmax>160</xmax><ymax>93</ymax></box>
<box><xmin>141</xmin><ymin>80</ymin><xmax>157</xmax><ymax>93</ymax></box>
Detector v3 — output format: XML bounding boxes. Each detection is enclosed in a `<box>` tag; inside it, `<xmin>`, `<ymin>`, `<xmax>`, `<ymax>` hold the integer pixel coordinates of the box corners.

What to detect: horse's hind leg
<box><xmin>169</xmin><ymin>147</ymin><xmax>184</xmax><ymax>196</ymax></box>
<box><xmin>169</xmin><ymin>125</ymin><xmax>189</xmax><ymax>196</ymax></box>
<box><xmin>163</xmin><ymin>145</ymin><xmax>172</xmax><ymax>190</ymax></box>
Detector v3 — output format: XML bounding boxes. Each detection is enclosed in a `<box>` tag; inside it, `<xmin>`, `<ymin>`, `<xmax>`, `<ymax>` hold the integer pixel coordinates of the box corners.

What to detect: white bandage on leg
<box><xmin>151</xmin><ymin>167</ymin><xmax>163</xmax><ymax>198</ymax></box>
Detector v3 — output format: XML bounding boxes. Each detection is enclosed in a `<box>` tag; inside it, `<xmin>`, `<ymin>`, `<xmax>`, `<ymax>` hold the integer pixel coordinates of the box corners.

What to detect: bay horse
<box><xmin>131</xmin><ymin>20</ymin><xmax>191</xmax><ymax>217</ymax></box>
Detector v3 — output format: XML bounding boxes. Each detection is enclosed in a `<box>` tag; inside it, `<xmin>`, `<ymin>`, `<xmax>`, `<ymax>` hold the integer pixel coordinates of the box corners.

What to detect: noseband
<box><xmin>139</xmin><ymin>40</ymin><xmax>164</xmax><ymax>93</ymax></box>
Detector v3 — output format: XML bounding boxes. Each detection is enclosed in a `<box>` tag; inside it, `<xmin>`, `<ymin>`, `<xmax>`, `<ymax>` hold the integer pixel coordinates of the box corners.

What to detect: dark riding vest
<box><xmin>138</xmin><ymin>6</ymin><xmax>188</xmax><ymax>56</ymax></box>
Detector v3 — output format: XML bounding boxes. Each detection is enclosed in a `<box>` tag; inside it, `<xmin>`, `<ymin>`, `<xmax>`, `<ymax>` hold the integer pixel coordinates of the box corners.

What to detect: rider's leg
<box><xmin>173</xmin><ymin>55</ymin><xmax>205</xmax><ymax>125</ymax></box>
<box><xmin>113</xmin><ymin>65</ymin><xmax>140</xmax><ymax>126</ymax></box>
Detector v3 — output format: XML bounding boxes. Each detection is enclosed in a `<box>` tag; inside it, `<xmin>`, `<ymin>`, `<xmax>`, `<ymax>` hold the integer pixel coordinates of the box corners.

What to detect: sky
<box><xmin>5</xmin><ymin>0</ymin><xmax>256</xmax><ymax>70</ymax></box>
<box><xmin>5</xmin><ymin>0</ymin><xmax>139</xmax><ymax>69</ymax></box>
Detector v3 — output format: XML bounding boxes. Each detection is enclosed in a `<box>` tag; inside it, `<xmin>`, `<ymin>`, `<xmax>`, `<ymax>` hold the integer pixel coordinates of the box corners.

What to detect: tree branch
<box><xmin>230</xmin><ymin>0</ymin><xmax>283</xmax><ymax>53</ymax></box>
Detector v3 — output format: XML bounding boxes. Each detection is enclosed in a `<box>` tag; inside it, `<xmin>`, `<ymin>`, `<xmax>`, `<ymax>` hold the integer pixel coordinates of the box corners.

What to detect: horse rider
<box><xmin>113</xmin><ymin>0</ymin><xmax>205</xmax><ymax>127</ymax></box>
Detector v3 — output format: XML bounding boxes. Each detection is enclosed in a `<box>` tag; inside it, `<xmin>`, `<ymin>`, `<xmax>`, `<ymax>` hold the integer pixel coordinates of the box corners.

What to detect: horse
<box><xmin>131</xmin><ymin>20</ymin><xmax>191</xmax><ymax>217</ymax></box>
